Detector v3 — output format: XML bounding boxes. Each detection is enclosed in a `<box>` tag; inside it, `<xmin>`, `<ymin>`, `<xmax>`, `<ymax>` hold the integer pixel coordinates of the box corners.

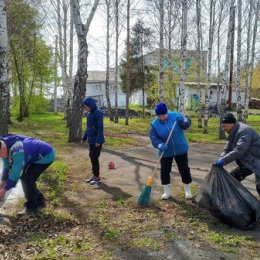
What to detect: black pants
<box><xmin>230</xmin><ymin>160</ymin><xmax>253</xmax><ymax>182</ymax></box>
<box><xmin>230</xmin><ymin>160</ymin><xmax>260</xmax><ymax>196</ymax></box>
<box><xmin>89</xmin><ymin>144</ymin><xmax>102</xmax><ymax>177</ymax></box>
<box><xmin>20</xmin><ymin>163</ymin><xmax>52</xmax><ymax>210</ymax></box>
<box><xmin>160</xmin><ymin>153</ymin><xmax>192</xmax><ymax>185</ymax></box>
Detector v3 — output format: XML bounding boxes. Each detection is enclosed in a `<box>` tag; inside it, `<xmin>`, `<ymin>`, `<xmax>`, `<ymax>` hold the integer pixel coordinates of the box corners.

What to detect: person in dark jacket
<box><xmin>81</xmin><ymin>97</ymin><xmax>105</xmax><ymax>185</ymax></box>
<box><xmin>149</xmin><ymin>102</ymin><xmax>193</xmax><ymax>200</ymax></box>
<box><xmin>215</xmin><ymin>113</ymin><xmax>260</xmax><ymax>196</ymax></box>
<box><xmin>0</xmin><ymin>135</ymin><xmax>55</xmax><ymax>215</ymax></box>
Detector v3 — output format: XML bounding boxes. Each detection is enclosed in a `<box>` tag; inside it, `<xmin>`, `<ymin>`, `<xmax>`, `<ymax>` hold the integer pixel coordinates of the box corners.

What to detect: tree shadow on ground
<box><xmin>96</xmin><ymin>182</ymin><xmax>132</xmax><ymax>201</ymax></box>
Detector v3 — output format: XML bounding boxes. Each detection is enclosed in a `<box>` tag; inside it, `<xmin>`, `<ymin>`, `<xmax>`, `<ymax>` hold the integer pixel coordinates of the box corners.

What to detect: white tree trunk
<box><xmin>236</xmin><ymin>0</ymin><xmax>242</xmax><ymax>121</ymax></box>
<box><xmin>67</xmin><ymin>0</ymin><xmax>74</xmax><ymax>115</ymax></box>
<box><xmin>105</xmin><ymin>0</ymin><xmax>112</xmax><ymax>121</ymax></box>
<box><xmin>216</xmin><ymin>0</ymin><xmax>225</xmax><ymax>114</ymax></box>
<box><xmin>196</xmin><ymin>0</ymin><xmax>203</xmax><ymax>128</ymax></box>
<box><xmin>179</xmin><ymin>0</ymin><xmax>188</xmax><ymax>112</ymax></box>
<box><xmin>204</xmin><ymin>0</ymin><xmax>216</xmax><ymax>134</ymax></box>
<box><xmin>114</xmin><ymin>0</ymin><xmax>120</xmax><ymax>123</ymax></box>
<box><xmin>243</xmin><ymin>0</ymin><xmax>260</xmax><ymax>122</ymax></box>
<box><xmin>69</xmin><ymin>0</ymin><xmax>100</xmax><ymax>142</ymax></box>
<box><xmin>219</xmin><ymin>1</ymin><xmax>235</xmax><ymax>138</ymax></box>
<box><xmin>0</xmin><ymin>0</ymin><xmax>9</xmax><ymax>134</ymax></box>
<box><xmin>158</xmin><ymin>0</ymin><xmax>164</xmax><ymax>101</ymax></box>
<box><xmin>54</xmin><ymin>35</ymin><xmax>58</xmax><ymax>114</ymax></box>
<box><xmin>125</xmin><ymin>0</ymin><xmax>130</xmax><ymax>126</ymax></box>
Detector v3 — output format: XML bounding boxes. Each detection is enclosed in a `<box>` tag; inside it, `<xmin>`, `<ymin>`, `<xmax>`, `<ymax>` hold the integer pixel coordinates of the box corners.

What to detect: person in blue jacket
<box><xmin>149</xmin><ymin>102</ymin><xmax>193</xmax><ymax>200</ymax></box>
<box><xmin>0</xmin><ymin>135</ymin><xmax>55</xmax><ymax>215</ymax></box>
<box><xmin>81</xmin><ymin>97</ymin><xmax>105</xmax><ymax>185</ymax></box>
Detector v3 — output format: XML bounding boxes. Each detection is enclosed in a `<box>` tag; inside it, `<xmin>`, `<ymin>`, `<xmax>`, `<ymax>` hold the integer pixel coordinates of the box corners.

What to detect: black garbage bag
<box><xmin>196</xmin><ymin>165</ymin><xmax>260</xmax><ymax>230</ymax></box>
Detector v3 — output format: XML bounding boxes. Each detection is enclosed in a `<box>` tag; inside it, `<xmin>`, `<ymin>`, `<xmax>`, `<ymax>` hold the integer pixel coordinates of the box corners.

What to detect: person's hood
<box><xmin>82</xmin><ymin>97</ymin><xmax>97</xmax><ymax>112</ymax></box>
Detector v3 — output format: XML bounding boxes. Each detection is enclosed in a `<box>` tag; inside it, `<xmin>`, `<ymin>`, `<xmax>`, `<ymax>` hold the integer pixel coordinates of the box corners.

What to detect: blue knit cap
<box><xmin>155</xmin><ymin>102</ymin><xmax>168</xmax><ymax>115</ymax></box>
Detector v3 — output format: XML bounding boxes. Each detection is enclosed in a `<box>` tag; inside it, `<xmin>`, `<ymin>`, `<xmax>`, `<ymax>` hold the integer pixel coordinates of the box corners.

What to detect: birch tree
<box><xmin>57</xmin><ymin>0</ymin><xmax>74</xmax><ymax>123</ymax></box>
<box><xmin>125</xmin><ymin>0</ymin><xmax>130</xmax><ymax>126</ymax></box>
<box><xmin>68</xmin><ymin>0</ymin><xmax>100</xmax><ymax>142</ymax></box>
<box><xmin>235</xmin><ymin>0</ymin><xmax>242</xmax><ymax>121</ymax></box>
<box><xmin>204</xmin><ymin>0</ymin><xmax>216</xmax><ymax>134</ymax></box>
<box><xmin>219</xmin><ymin>1</ymin><xmax>235</xmax><ymax>139</ymax></box>
<box><xmin>0</xmin><ymin>0</ymin><xmax>9</xmax><ymax>134</ymax></box>
<box><xmin>113</xmin><ymin>0</ymin><xmax>120</xmax><ymax>123</ymax></box>
<box><xmin>158</xmin><ymin>0</ymin><xmax>164</xmax><ymax>101</ymax></box>
<box><xmin>242</xmin><ymin>0</ymin><xmax>253</xmax><ymax>122</ymax></box>
<box><xmin>243</xmin><ymin>0</ymin><xmax>260</xmax><ymax>122</ymax></box>
<box><xmin>105</xmin><ymin>0</ymin><xmax>113</xmax><ymax>121</ymax></box>
<box><xmin>178</xmin><ymin>0</ymin><xmax>188</xmax><ymax>112</ymax></box>
<box><xmin>216</xmin><ymin>0</ymin><xmax>225</xmax><ymax>114</ymax></box>
<box><xmin>53</xmin><ymin>35</ymin><xmax>58</xmax><ymax>113</ymax></box>
<box><xmin>196</xmin><ymin>0</ymin><xmax>203</xmax><ymax>128</ymax></box>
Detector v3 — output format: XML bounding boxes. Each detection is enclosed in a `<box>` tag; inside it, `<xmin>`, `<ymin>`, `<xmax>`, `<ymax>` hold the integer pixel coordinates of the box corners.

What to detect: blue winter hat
<box><xmin>155</xmin><ymin>102</ymin><xmax>168</xmax><ymax>115</ymax></box>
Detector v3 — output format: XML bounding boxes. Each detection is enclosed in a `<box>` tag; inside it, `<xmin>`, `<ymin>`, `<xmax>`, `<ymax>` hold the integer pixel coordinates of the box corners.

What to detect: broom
<box><xmin>138</xmin><ymin>121</ymin><xmax>177</xmax><ymax>206</ymax></box>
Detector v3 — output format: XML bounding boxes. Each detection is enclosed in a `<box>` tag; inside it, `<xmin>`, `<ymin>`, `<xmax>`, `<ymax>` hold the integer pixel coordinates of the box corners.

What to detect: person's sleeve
<box><xmin>1</xmin><ymin>158</ymin><xmax>10</xmax><ymax>181</ymax></box>
<box><xmin>149</xmin><ymin>124</ymin><xmax>162</xmax><ymax>149</ymax></box>
<box><xmin>178</xmin><ymin>113</ymin><xmax>192</xmax><ymax>130</ymax></box>
<box><xmin>4</xmin><ymin>142</ymin><xmax>25</xmax><ymax>191</ymax></box>
<box><xmin>220</xmin><ymin>141</ymin><xmax>232</xmax><ymax>157</ymax></box>
<box><xmin>95</xmin><ymin>112</ymin><xmax>104</xmax><ymax>144</ymax></box>
<box><xmin>221</xmin><ymin>133</ymin><xmax>252</xmax><ymax>165</ymax></box>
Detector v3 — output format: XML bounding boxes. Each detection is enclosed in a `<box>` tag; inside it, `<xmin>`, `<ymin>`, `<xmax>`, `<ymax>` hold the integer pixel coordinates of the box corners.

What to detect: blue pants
<box><xmin>20</xmin><ymin>163</ymin><xmax>52</xmax><ymax>210</ymax></box>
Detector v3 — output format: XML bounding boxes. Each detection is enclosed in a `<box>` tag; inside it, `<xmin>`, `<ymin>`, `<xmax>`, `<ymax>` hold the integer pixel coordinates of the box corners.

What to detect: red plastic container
<box><xmin>108</xmin><ymin>161</ymin><xmax>116</xmax><ymax>169</ymax></box>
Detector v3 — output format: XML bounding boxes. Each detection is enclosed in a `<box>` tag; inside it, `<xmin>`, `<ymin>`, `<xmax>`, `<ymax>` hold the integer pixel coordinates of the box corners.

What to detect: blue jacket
<box><xmin>149</xmin><ymin>111</ymin><xmax>191</xmax><ymax>157</ymax></box>
<box><xmin>82</xmin><ymin>98</ymin><xmax>105</xmax><ymax>145</ymax></box>
<box><xmin>0</xmin><ymin>135</ymin><xmax>55</xmax><ymax>190</ymax></box>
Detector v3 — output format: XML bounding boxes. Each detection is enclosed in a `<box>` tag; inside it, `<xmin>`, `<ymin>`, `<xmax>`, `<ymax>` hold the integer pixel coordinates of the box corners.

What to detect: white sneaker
<box><xmin>184</xmin><ymin>184</ymin><xmax>192</xmax><ymax>199</ymax></box>
<box><xmin>161</xmin><ymin>184</ymin><xmax>172</xmax><ymax>200</ymax></box>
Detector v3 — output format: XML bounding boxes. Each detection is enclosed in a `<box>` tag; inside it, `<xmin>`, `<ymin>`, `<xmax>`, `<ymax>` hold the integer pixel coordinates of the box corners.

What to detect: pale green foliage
<box><xmin>7</xmin><ymin>0</ymin><xmax>55</xmax><ymax>119</ymax></box>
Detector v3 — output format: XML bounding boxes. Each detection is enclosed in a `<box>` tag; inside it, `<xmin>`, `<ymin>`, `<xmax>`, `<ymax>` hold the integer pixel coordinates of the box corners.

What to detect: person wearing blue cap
<box><xmin>149</xmin><ymin>102</ymin><xmax>193</xmax><ymax>200</ymax></box>
<box><xmin>215</xmin><ymin>112</ymin><xmax>260</xmax><ymax>197</ymax></box>
<box><xmin>81</xmin><ymin>97</ymin><xmax>105</xmax><ymax>185</ymax></box>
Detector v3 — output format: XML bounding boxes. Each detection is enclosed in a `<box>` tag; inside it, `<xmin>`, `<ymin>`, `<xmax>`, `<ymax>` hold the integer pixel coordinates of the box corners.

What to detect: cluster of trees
<box><xmin>0</xmin><ymin>0</ymin><xmax>259</xmax><ymax>141</ymax></box>
<box><xmin>0</xmin><ymin>0</ymin><xmax>55</xmax><ymax>135</ymax></box>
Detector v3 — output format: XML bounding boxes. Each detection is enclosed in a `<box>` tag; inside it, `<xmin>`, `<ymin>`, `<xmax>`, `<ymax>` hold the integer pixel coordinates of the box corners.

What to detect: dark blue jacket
<box><xmin>0</xmin><ymin>135</ymin><xmax>54</xmax><ymax>190</ymax></box>
<box><xmin>149</xmin><ymin>111</ymin><xmax>191</xmax><ymax>157</ymax></box>
<box><xmin>82</xmin><ymin>98</ymin><xmax>105</xmax><ymax>145</ymax></box>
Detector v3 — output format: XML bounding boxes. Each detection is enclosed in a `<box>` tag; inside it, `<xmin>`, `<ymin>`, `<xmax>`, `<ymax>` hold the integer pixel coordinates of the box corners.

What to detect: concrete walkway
<box><xmin>97</xmin><ymin>138</ymin><xmax>258</xmax><ymax>201</ymax></box>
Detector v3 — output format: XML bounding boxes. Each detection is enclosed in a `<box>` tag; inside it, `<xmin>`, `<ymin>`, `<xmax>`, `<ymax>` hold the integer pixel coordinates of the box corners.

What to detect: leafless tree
<box><xmin>219</xmin><ymin>0</ymin><xmax>235</xmax><ymax>139</ymax></box>
<box><xmin>178</xmin><ymin>0</ymin><xmax>188</xmax><ymax>112</ymax></box>
<box><xmin>68</xmin><ymin>0</ymin><xmax>100</xmax><ymax>142</ymax></box>
<box><xmin>243</xmin><ymin>0</ymin><xmax>260</xmax><ymax>122</ymax></box>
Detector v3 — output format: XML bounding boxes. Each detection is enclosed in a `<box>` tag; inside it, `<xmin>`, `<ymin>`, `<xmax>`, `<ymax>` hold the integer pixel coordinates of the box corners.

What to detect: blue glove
<box><xmin>215</xmin><ymin>159</ymin><xmax>224</xmax><ymax>168</ymax></box>
<box><xmin>158</xmin><ymin>143</ymin><xmax>168</xmax><ymax>151</ymax></box>
<box><xmin>176</xmin><ymin>115</ymin><xmax>184</xmax><ymax>123</ymax></box>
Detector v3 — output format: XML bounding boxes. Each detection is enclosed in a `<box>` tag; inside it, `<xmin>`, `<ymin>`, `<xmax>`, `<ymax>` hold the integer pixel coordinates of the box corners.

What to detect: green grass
<box><xmin>39</xmin><ymin>161</ymin><xmax>69</xmax><ymax>206</ymax></box>
<box><xmin>10</xmin><ymin>112</ymin><xmax>260</xmax><ymax>148</ymax></box>
<box><xmin>4</xmin><ymin>112</ymin><xmax>260</xmax><ymax>259</ymax></box>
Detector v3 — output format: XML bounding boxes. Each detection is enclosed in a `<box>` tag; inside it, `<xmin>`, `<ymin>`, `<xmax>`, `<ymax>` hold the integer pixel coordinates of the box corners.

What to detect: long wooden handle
<box><xmin>151</xmin><ymin>121</ymin><xmax>177</xmax><ymax>179</ymax></box>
